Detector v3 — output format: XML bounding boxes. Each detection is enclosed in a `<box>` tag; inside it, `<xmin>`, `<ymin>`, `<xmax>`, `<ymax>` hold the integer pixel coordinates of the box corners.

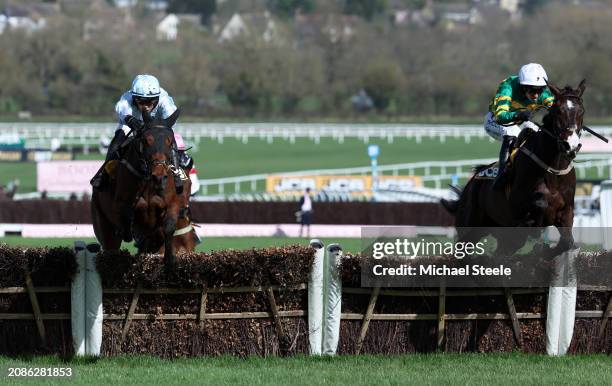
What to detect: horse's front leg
<box><xmin>554</xmin><ymin>206</ymin><xmax>575</xmax><ymax>254</ymax></box>
<box><xmin>113</xmin><ymin>170</ymin><xmax>139</xmax><ymax>242</ymax></box>
<box><xmin>163</xmin><ymin>205</ymin><xmax>179</xmax><ymax>271</ymax></box>
<box><xmin>111</xmin><ymin>198</ymin><xmax>134</xmax><ymax>242</ymax></box>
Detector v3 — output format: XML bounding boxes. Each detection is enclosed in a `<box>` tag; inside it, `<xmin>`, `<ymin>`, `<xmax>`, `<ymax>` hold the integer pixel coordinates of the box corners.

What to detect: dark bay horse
<box><xmin>91</xmin><ymin>109</ymin><xmax>196</xmax><ymax>268</ymax></box>
<box><xmin>132</xmin><ymin>140</ymin><xmax>197</xmax><ymax>263</ymax></box>
<box><xmin>442</xmin><ymin>80</ymin><xmax>586</xmax><ymax>256</ymax></box>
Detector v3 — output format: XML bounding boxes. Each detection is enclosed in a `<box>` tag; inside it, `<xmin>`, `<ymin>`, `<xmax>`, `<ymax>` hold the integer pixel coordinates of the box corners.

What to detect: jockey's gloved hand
<box><xmin>124</xmin><ymin>115</ymin><xmax>144</xmax><ymax>132</ymax></box>
<box><xmin>515</xmin><ymin>110</ymin><xmax>532</xmax><ymax>123</ymax></box>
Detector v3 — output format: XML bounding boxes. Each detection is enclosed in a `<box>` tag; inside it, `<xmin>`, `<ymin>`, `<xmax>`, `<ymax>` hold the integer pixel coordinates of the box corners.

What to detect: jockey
<box><xmin>174</xmin><ymin>133</ymin><xmax>201</xmax><ymax>196</ymax></box>
<box><xmin>90</xmin><ymin>74</ymin><xmax>193</xmax><ymax>190</ymax></box>
<box><xmin>484</xmin><ymin>63</ymin><xmax>555</xmax><ymax>191</ymax></box>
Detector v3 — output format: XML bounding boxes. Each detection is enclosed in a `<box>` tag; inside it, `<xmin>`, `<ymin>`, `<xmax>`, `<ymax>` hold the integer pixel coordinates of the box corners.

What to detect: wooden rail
<box><xmin>342</xmin><ymin>286</ymin><xmax>612</xmax><ymax>351</ymax></box>
<box><xmin>1</xmin><ymin>283</ymin><xmax>610</xmax><ymax>352</ymax></box>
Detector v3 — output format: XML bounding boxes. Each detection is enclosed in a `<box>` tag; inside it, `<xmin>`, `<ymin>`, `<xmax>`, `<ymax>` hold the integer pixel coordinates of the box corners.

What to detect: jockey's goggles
<box><xmin>133</xmin><ymin>96</ymin><xmax>159</xmax><ymax>106</ymax></box>
<box><xmin>524</xmin><ymin>86</ymin><xmax>545</xmax><ymax>95</ymax></box>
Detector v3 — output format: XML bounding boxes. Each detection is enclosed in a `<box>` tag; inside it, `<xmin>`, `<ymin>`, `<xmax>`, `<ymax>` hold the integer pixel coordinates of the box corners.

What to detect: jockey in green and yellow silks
<box><xmin>484</xmin><ymin>63</ymin><xmax>555</xmax><ymax>191</ymax></box>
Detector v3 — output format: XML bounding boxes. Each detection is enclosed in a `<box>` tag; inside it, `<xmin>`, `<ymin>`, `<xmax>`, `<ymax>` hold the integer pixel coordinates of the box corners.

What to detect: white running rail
<box><xmin>4</xmin><ymin>122</ymin><xmax>612</xmax><ymax>145</ymax></box>
<box><xmin>198</xmin><ymin>154</ymin><xmax>612</xmax><ymax>194</ymax></box>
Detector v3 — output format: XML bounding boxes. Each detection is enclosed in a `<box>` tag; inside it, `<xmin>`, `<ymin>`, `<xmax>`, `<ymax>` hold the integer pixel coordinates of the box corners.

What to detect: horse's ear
<box><xmin>165</xmin><ymin>108</ymin><xmax>180</xmax><ymax>129</ymax></box>
<box><xmin>545</xmin><ymin>79</ymin><xmax>562</xmax><ymax>98</ymax></box>
<box><xmin>576</xmin><ymin>79</ymin><xmax>586</xmax><ymax>98</ymax></box>
<box><xmin>142</xmin><ymin>111</ymin><xmax>153</xmax><ymax>128</ymax></box>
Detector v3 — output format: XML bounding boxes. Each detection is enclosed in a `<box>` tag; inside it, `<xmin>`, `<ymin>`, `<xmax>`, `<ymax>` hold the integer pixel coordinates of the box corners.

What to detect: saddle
<box><xmin>473</xmin><ymin>140</ymin><xmax>527</xmax><ymax>180</ymax></box>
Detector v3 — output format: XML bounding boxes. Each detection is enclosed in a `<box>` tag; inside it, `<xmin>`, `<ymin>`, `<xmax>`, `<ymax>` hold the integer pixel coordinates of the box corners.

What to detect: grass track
<box><xmin>0</xmin><ymin>136</ymin><xmax>498</xmax><ymax>192</ymax></box>
<box><xmin>0</xmin><ymin>353</ymin><xmax>610</xmax><ymax>385</ymax></box>
<box><xmin>2</xmin><ymin>135</ymin><xmax>609</xmax><ymax>193</ymax></box>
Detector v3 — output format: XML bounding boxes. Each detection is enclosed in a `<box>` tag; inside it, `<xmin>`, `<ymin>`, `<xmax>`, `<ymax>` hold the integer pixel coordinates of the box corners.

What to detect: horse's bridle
<box><xmin>512</xmin><ymin>94</ymin><xmax>583</xmax><ymax>176</ymax></box>
<box><xmin>120</xmin><ymin>128</ymin><xmax>174</xmax><ymax>181</ymax></box>
<box><xmin>544</xmin><ymin>93</ymin><xmax>584</xmax><ymax>160</ymax></box>
<box><xmin>537</xmin><ymin>122</ymin><xmax>581</xmax><ymax>161</ymax></box>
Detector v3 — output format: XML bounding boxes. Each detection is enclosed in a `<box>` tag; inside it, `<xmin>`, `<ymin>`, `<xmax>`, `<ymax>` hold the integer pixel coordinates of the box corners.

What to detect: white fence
<box><xmin>4</xmin><ymin>122</ymin><xmax>612</xmax><ymax>146</ymax></box>
<box><xmin>197</xmin><ymin>154</ymin><xmax>612</xmax><ymax>196</ymax></box>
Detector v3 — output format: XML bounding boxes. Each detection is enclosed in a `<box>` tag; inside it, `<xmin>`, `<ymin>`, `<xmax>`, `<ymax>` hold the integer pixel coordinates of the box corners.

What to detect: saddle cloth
<box><xmin>474</xmin><ymin>163</ymin><xmax>499</xmax><ymax>179</ymax></box>
<box><xmin>473</xmin><ymin>146</ymin><xmax>522</xmax><ymax>180</ymax></box>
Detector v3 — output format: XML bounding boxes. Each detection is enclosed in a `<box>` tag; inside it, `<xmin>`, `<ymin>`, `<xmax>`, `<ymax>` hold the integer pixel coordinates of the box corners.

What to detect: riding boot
<box><xmin>170</xmin><ymin>142</ymin><xmax>184</xmax><ymax>195</ymax></box>
<box><xmin>90</xmin><ymin>129</ymin><xmax>127</xmax><ymax>190</ymax></box>
<box><xmin>178</xmin><ymin>150</ymin><xmax>194</xmax><ymax>171</ymax></box>
<box><xmin>493</xmin><ymin>135</ymin><xmax>515</xmax><ymax>191</ymax></box>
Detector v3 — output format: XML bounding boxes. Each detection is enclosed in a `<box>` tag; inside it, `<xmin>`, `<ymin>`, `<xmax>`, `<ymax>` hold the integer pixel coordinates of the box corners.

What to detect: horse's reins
<box><xmin>518</xmin><ymin>147</ymin><xmax>574</xmax><ymax>175</ymax></box>
<box><xmin>517</xmin><ymin>123</ymin><xmax>577</xmax><ymax>176</ymax></box>
<box><xmin>509</xmin><ymin>95</ymin><xmax>584</xmax><ymax>175</ymax></box>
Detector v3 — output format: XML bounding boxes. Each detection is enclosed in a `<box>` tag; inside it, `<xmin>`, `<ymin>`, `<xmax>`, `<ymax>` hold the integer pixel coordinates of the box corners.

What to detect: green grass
<box><xmin>0</xmin><ymin>136</ymin><xmax>499</xmax><ymax>192</ymax></box>
<box><xmin>0</xmin><ymin>236</ymin><xmax>363</xmax><ymax>254</ymax></box>
<box><xmin>191</xmin><ymin>136</ymin><xmax>498</xmax><ymax>179</ymax></box>
<box><xmin>0</xmin><ymin>353</ymin><xmax>610</xmax><ymax>385</ymax></box>
<box><xmin>3</xmin><ymin>135</ymin><xmax>609</xmax><ymax>193</ymax></box>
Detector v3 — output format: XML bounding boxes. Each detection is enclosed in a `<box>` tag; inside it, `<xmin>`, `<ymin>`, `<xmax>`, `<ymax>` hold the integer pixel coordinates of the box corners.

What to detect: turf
<box><xmin>0</xmin><ymin>353</ymin><xmax>610</xmax><ymax>385</ymax></box>
<box><xmin>2</xmin><ymin>135</ymin><xmax>607</xmax><ymax>193</ymax></box>
<box><xmin>0</xmin><ymin>136</ymin><xmax>499</xmax><ymax>192</ymax></box>
<box><xmin>0</xmin><ymin>236</ymin><xmax>363</xmax><ymax>254</ymax></box>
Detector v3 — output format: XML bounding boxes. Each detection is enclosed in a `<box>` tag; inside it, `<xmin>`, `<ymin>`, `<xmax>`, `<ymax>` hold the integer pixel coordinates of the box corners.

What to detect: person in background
<box><xmin>298</xmin><ymin>187</ymin><xmax>313</xmax><ymax>238</ymax></box>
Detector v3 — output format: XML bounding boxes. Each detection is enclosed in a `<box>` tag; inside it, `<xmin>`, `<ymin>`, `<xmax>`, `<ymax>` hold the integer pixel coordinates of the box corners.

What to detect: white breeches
<box><xmin>484</xmin><ymin>112</ymin><xmax>539</xmax><ymax>141</ymax></box>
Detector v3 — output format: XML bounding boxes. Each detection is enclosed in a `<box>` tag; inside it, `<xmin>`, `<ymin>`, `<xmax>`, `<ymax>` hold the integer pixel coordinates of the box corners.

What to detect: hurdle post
<box><xmin>72</xmin><ymin>241</ymin><xmax>86</xmax><ymax>356</ymax></box>
<box><xmin>71</xmin><ymin>241</ymin><xmax>103</xmax><ymax>357</ymax></box>
<box><xmin>85</xmin><ymin>243</ymin><xmax>103</xmax><ymax>356</ymax></box>
<box><xmin>600</xmin><ymin>180</ymin><xmax>612</xmax><ymax>250</ymax></box>
<box><xmin>308</xmin><ymin>239</ymin><xmax>324</xmax><ymax>355</ymax></box>
<box><xmin>322</xmin><ymin>243</ymin><xmax>342</xmax><ymax>355</ymax></box>
<box><xmin>546</xmin><ymin>247</ymin><xmax>579</xmax><ymax>356</ymax></box>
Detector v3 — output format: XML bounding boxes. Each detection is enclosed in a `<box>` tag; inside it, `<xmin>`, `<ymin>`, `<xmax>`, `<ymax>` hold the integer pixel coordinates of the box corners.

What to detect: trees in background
<box><xmin>267</xmin><ymin>0</ymin><xmax>315</xmax><ymax>17</ymax></box>
<box><xmin>2</xmin><ymin>2</ymin><xmax>612</xmax><ymax>119</ymax></box>
<box><xmin>343</xmin><ymin>0</ymin><xmax>387</xmax><ymax>21</ymax></box>
<box><xmin>167</xmin><ymin>0</ymin><xmax>217</xmax><ymax>25</ymax></box>
<box><xmin>362</xmin><ymin>62</ymin><xmax>404</xmax><ymax>111</ymax></box>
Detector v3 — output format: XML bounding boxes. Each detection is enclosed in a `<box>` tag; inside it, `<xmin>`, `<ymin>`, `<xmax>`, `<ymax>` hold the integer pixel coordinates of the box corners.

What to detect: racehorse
<box><xmin>442</xmin><ymin>80</ymin><xmax>586</xmax><ymax>256</ymax></box>
<box><xmin>132</xmin><ymin>143</ymin><xmax>197</xmax><ymax>261</ymax></box>
<box><xmin>91</xmin><ymin>109</ymin><xmax>196</xmax><ymax>269</ymax></box>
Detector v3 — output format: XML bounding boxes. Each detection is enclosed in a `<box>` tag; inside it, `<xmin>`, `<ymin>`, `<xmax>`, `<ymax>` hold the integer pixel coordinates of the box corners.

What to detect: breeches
<box><xmin>483</xmin><ymin>112</ymin><xmax>521</xmax><ymax>141</ymax></box>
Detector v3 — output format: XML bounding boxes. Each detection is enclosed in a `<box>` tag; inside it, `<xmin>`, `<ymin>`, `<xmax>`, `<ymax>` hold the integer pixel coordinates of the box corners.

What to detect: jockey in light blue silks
<box><xmin>90</xmin><ymin>74</ymin><xmax>193</xmax><ymax>190</ymax></box>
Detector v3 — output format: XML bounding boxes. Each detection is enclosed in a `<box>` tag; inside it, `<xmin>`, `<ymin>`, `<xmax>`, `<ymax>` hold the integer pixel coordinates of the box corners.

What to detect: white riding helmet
<box><xmin>518</xmin><ymin>63</ymin><xmax>548</xmax><ymax>87</ymax></box>
<box><xmin>131</xmin><ymin>74</ymin><xmax>161</xmax><ymax>98</ymax></box>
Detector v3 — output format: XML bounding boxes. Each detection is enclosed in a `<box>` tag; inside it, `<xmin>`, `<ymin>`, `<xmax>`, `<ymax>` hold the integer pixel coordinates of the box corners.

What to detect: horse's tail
<box><xmin>440</xmin><ymin>184</ymin><xmax>462</xmax><ymax>214</ymax></box>
<box><xmin>449</xmin><ymin>184</ymin><xmax>462</xmax><ymax>197</ymax></box>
